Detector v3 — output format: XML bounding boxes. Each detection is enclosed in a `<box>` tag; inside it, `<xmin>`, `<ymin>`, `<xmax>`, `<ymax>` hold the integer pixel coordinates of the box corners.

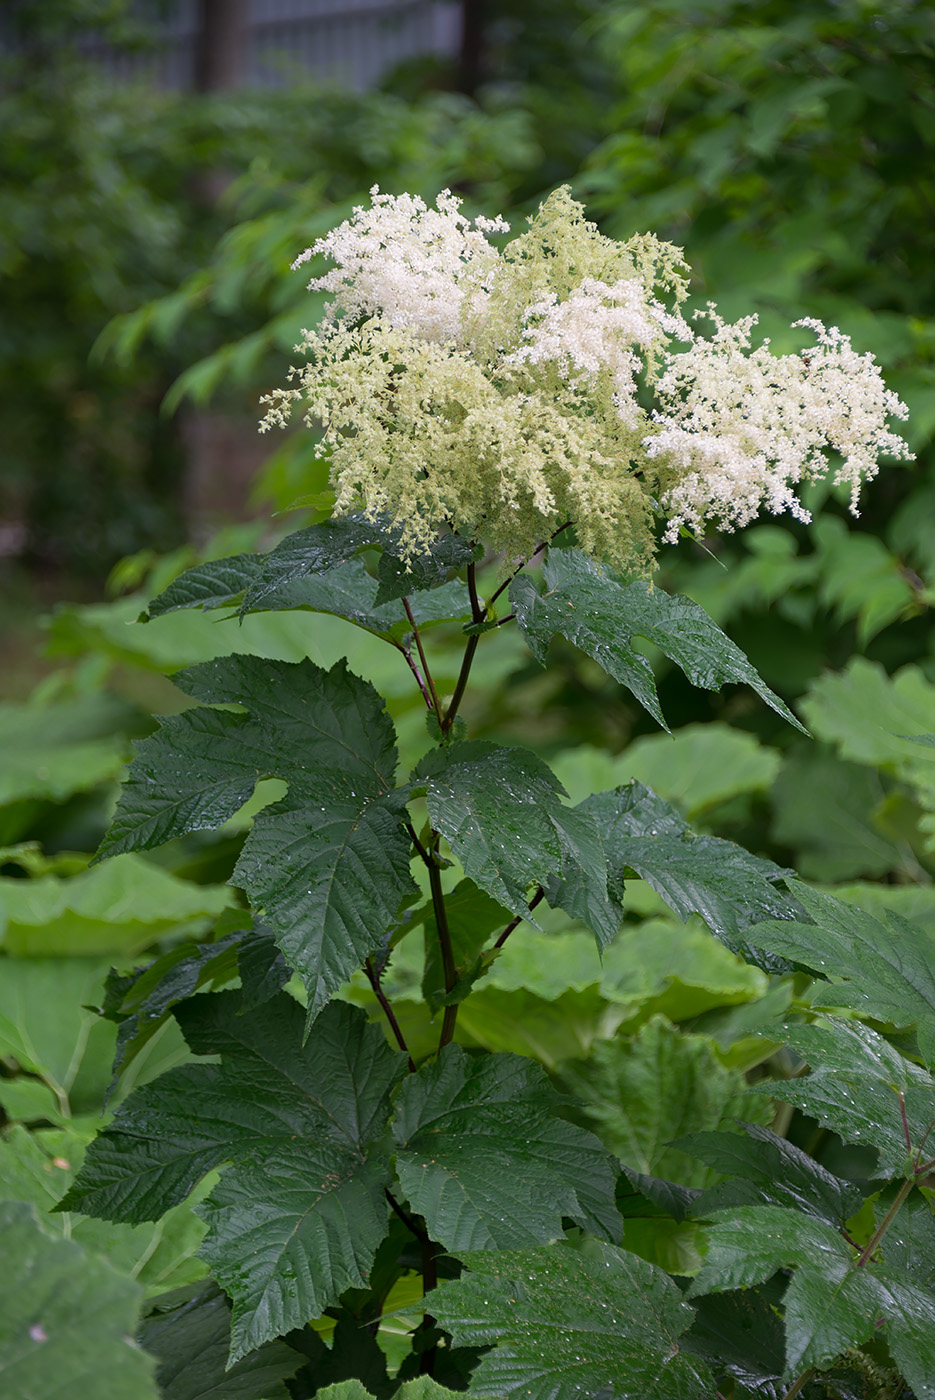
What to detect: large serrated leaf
<box><xmin>575</xmin><ymin>784</ymin><xmax>799</xmax><ymax>965</ymax></box>
<box><xmin>750</xmin><ymin>1018</ymin><xmax>935</xmax><ymax>1175</ymax></box>
<box><xmin>62</xmin><ymin>995</ymin><xmax>405</xmax><ymax>1362</ymax></box>
<box><xmin>544</xmin><ymin>803</ymin><xmax>622</xmax><ymax>949</ymax></box>
<box><xmin>744</xmin><ymin>883</ymin><xmax>935</xmax><ymax>1066</ymax></box>
<box><xmin>510</xmin><ymin>548</ymin><xmax>804</xmax><ymax>731</ymax></box>
<box><xmin>99</xmin><ymin>654</ymin><xmax>418</xmax><ymax>1021</ymax></box>
<box><xmin>392</xmin><ymin>1045</ymin><xmax>619</xmax><ymax>1250</ymax></box>
<box><xmin>0</xmin><ymin>1201</ymin><xmax>158</xmax><ymax>1399</ymax></box>
<box><xmin>416</xmin><ymin>742</ymin><xmax>568</xmax><ymax>919</ymax></box>
<box><xmin>139</xmin><ymin>1280</ymin><xmax>303</xmax><ymax>1399</ymax></box>
<box><xmin>427</xmin><ymin>1239</ymin><xmax>712</xmax><ymax>1399</ymax></box>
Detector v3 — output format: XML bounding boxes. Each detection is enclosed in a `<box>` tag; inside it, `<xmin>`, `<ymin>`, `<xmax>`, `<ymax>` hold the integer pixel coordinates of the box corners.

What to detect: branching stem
<box><xmin>485</xmin><ymin>520</ymin><xmax>572</xmax><ymax>614</ymax></box>
<box><xmin>495</xmin><ymin>887</ymin><xmax>545</xmax><ymax>949</ymax></box>
<box><xmin>428</xmin><ymin>841</ymin><xmax>459</xmax><ymax>1050</ymax></box>
<box><xmin>392</xmin><ymin>637</ymin><xmax>434</xmax><ymax>711</ymax></box>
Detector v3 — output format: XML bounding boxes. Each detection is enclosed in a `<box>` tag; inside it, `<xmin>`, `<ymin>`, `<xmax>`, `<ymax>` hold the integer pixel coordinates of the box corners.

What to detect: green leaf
<box><xmin>510</xmin><ymin>548</ymin><xmax>804</xmax><ymax>731</ymax></box>
<box><xmin>374</xmin><ymin>531</ymin><xmax>480</xmax><ymax>605</ymax></box>
<box><xmin>750</xmin><ymin>1017</ymin><xmax>935</xmax><ymax>1175</ymax></box>
<box><xmin>554</xmin><ymin>724</ymin><xmax>781</xmax><ymax>818</ymax></box>
<box><xmin>62</xmin><ymin>995</ymin><xmax>405</xmax><ymax>1362</ymax></box>
<box><xmin>139</xmin><ymin>1280</ymin><xmax>303</xmax><ymax>1400</ymax></box>
<box><xmin>0</xmin><ymin>692</ymin><xmax>140</xmax><ymax>806</ymax></box>
<box><xmin>428</xmin><ymin>1239</ymin><xmax>712</xmax><ymax>1399</ymax></box>
<box><xmin>0</xmin><ymin>853</ymin><xmax>233</xmax><ymax>957</ymax></box>
<box><xmin>801</xmin><ymin>657</ymin><xmax>935</xmax><ymax>769</ymax></box>
<box><xmin>100</xmin><ymin>933</ymin><xmax>244</xmax><ymax>1088</ymax></box>
<box><xmin>392</xmin><ymin>1044</ymin><xmax>620</xmax><ymax>1249</ymax></box>
<box><xmin>683</xmin><ymin>1121</ymin><xmax>862</xmax><ymax>1228</ymax></box>
<box><xmin>313</xmin><ymin>1383</ymin><xmax>462</xmax><ymax>1400</ymax></box>
<box><xmin>413</xmin><ymin>878</ymin><xmax>509</xmax><ymax>1013</ymax></box>
<box><xmin>578</xmin><ymin>783</ymin><xmax>800</xmax><ymax>961</ymax></box>
<box><xmin>687</xmin><ymin>1201</ymin><xmax>852</xmax><ymax>1297</ymax></box>
<box><xmin>100</xmin><ymin>654</ymin><xmax>418</xmax><ymax>1023</ymax></box>
<box><xmin>0</xmin><ymin>1122</ymin><xmax>209</xmax><ymax>1297</ymax></box>
<box><xmin>416</xmin><ymin>742</ymin><xmax>567</xmax><ymax>920</ymax></box>
<box><xmin>770</xmin><ymin>749</ymin><xmax>905</xmax><ymax>881</ymax></box>
<box><xmin>0</xmin><ymin>1202</ymin><xmax>157</xmax><ymax>1399</ymax></box>
<box><xmin>682</xmin><ymin>1283</ymin><xmax>787</xmax><ymax>1395</ymax></box>
<box><xmin>557</xmin><ymin>1017</ymin><xmax>772</xmax><ymax>1189</ymax></box>
<box><xmin>544</xmin><ymin>803</ymin><xmax>623</xmax><ymax>949</ymax></box>
<box><xmin>875</xmin><ymin>1187</ymin><xmax>935</xmax><ymax>1288</ymax></box>
<box><xmin>0</xmin><ymin>958</ymin><xmax>117</xmax><ymax>1117</ymax></box>
<box><xmin>744</xmin><ymin>883</ymin><xmax>935</xmax><ymax>1066</ymax></box>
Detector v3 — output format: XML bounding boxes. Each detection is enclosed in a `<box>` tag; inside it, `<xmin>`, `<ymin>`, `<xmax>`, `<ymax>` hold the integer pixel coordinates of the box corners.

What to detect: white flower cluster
<box><xmin>648</xmin><ymin>310</ymin><xmax>912</xmax><ymax>543</ymax></box>
<box><xmin>263</xmin><ymin>187</ymin><xmax>911</xmax><ymax>569</ymax></box>
<box><xmin>506</xmin><ymin>278</ymin><xmax>688</xmax><ymax>428</ymax></box>
<box><xmin>293</xmin><ymin>186</ymin><xmax>508</xmax><ymax>347</ymax></box>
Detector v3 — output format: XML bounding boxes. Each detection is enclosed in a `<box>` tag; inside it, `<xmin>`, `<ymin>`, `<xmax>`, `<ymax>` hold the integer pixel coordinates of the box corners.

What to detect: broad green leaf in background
<box><xmin>744</xmin><ymin>883</ymin><xmax>935</xmax><ymax>1065</ymax></box>
<box><xmin>0</xmin><ymin>853</ymin><xmax>233</xmax><ymax>957</ymax></box>
<box><xmin>557</xmin><ymin>1016</ymin><xmax>772</xmax><ymax>1190</ymax></box>
<box><xmin>0</xmin><ymin>957</ymin><xmax>117</xmax><ymax>1117</ymax></box>
<box><xmin>312</xmin><ymin>1380</ymin><xmax>463</xmax><ymax>1400</ymax></box>
<box><xmin>99</xmin><ymin>653</ymin><xmax>418</xmax><ymax>1022</ymax></box>
<box><xmin>428</xmin><ymin>1239</ymin><xmax>712</xmax><ymax>1399</ymax></box>
<box><xmin>553</xmin><ymin>724</ymin><xmax>781</xmax><ymax>817</ymax></box>
<box><xmin>62</xmin><ymin>995</ymin><xmax>406</xmax><ymax>1361</ymax></box>
<box><xmin>510</xmin><ymin>547</ymin><xmax>804</xmax><ymax>732</ymax></box>
<box><xmin>0</xmin><ymin>1201</ymin><xmax>158</xmax><ymax>1399</ymax></box>
<box><xmin>0</xmin><ymin>691</ymin><xmax>141</xmax><ymax>806</ymax></box>
<box><xmin>392</xmin><ymin>1045</ymin><xmax>620</xmax><ymax>1250</ymax></box>
<box><xmin>0</xmin><ymin>1123</ymin><xmax>209</xmax><ymax>1297</ymax></box>
<box><xmin>138</xmin><ymin>1280</ymin><xmax>304</xmax><ymax>1400</ymax></box>
<box><xmin>682</xmin><ymin>1122</ymin><xmax>862</xmax><ymax>1229</ymax></box>
<box><xmin>770</xmin><ymin>749</ymin><xmax>908</xmax><ymax>882</ymax></box>
<box><xmin>750</xmin><ymin>1018</ymin><xmax>935</xmax><ymax>1175</ymax></box>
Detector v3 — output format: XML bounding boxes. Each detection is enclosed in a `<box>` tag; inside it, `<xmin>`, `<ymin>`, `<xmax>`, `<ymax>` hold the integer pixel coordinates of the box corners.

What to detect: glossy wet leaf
<box><xmin>99</xmin><ymin>653</ymin><xmax>418</xmax><ymax>1022</ymax></box>
<box><xmin>62</xmin><ymin>995</ymin><xmax>405</xmax><ymax>1362</ymax></box>
<box><xmin>510</xmin><ymin>547</ymin><xmax>803</xmax><ymax>732</ymax></box>
<box><xmin>684</xmin><ymin>1121</ymin><xmax>862</xmax><ymax>1228</ymax></box>
<box><xmin>750</xmin><ymin>1017</ymin><xmax>935</xmax><ymax>1174</ymax></box>
<box><xmin>744</xmin><ymin>882</ymin><xmax>935</xmax><ymax>1066</ymax></box>
<box><xmin>557</xmin><ymin>1016</ymin><xmax>771</xmax><ymax>1189</ymax></box>
<box><xmin>0</xmin><ymin>1201</ymin><xmax>157</xmax><ymax>1399</ymax></box>
<box><xmin>139</xmin><ymin>1280</ymin><xmax>303</xmax><ymax>1399</ymax></box>
<box><xmin>392</xmin><ymin>1044</ymin><xmax>619</xmax><ymax>1250</ymax></box>
<box><xmin>428</xmin><ymin>1238</ymin><xmax>712</xmax><ymax>1399</ymax></box>
<box><xmin>544</xmin><ymin>802</ymin><xmax>623</xmax><ymax>948</ymax></box>
<box><xmin>416</xmin><ymin>742</ymin><xmax>568</xmax><ymax>920</ymax></box>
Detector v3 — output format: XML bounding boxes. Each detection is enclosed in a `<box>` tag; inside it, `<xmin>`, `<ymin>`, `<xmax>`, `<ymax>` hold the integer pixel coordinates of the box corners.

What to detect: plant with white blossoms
<box><xmin>262</xmin><ymin>186</ymin><xmax>911</xmax><ymax>570</ymax></box>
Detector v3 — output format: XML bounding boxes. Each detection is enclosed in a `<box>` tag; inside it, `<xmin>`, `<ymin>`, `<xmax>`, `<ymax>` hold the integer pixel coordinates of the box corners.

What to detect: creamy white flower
<box><xmin>505</xmin><ymin>277</ymin><xmax>688</xmax><ymax>426</ymax></box>
<box><xmin>292</xmin><ymin>186</ymin><xmax>507</xmax><ymax>346</ymax></box>
<box><xmin>646</xmin><ymin>310</ymin><xmax>913</xmax><ymax>543</ymax></box>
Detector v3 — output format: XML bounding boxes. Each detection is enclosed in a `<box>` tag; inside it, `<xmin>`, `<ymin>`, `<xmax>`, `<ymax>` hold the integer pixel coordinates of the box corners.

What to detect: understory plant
<box><xmin>37</xmin><ymin>190</ymin><xmax>935</xmax><ymax>1399</ymax></box>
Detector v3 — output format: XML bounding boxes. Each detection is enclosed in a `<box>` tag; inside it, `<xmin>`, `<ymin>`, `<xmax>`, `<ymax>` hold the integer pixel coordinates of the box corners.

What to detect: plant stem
<box><xmin>418</xmin><ymin>1238</ymin><xmax>439</xmax><ymax>1375</ymax></box>
<box><xmin>406</xmin><ymin>821</ymin><xmax>432</xmax><ymax>868</ymax></box>
<box><xmin>428</xmin><ymin>839</ymin><xmax>459</xmax><ymax>1050</ymax></box>
<box><xmin>780</xmin><ymin>1368</ymin><xmax>815</xmax><ymax>1400</ymax></box>
<box><xmin>392</xmin><ymin>637</ymin><xmax>434</xmax><ymax>712</ymax></box>
<box><xmin>467</xmin><ymin>558</ymin><xmax>483</xmax><ymax>624</ymax></box>
<box><xmin>485</xmin><ymin>520</ymin><xmax>572</xmax><ymax>614</ymax></box>
<box><xmin>494</xmin><ymin>886</ymin><xmax>544</xmax><ymax>949</ymax></box>
<box><xmin>403</xmin><ymin>597</ymin><xmax>443</xmax><ymax>722</ymax></box>
<box><xmin>385</xmin><ymin>1188</ymin><xmax>428</xmax><ymax>1243</ymax></box>
<box><xmin>365</xmin><ymin>958</ymin><xmax>415</xmax><ymax>1071</ymax></box>
<box><xmin>441</xmin><ymin>632</ymin><xmax>479</xmax><ymax>734</ymax></box>
<box><xmin>856</xmin><ymin>1175</ymin><xmax>917</xmax><ymax>1267</ymax></box>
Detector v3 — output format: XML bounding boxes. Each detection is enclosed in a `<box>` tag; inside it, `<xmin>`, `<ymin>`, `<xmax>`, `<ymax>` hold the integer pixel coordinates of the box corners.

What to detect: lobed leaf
<box><xmin>510</xmin><ymin>548</ymin><xmax>804</xmax><ymax>731</ymax></box>
<box><xmin>99</xmin><ymin>654</ymin><xmax>418</xmax><ymax>1022</ymax></box>
<box><xmin>428</xmin><ymin>1238</ymin><xmax>712</xmax><ymax>1399</ymax></box>
<box><xmin>62</xmin><ymin>995</ymin><xmax>405</xmax><ymax>1362</ymax></box>
<box><xmin>392</xmin><ymin>1044</ymin><xmax>620</xmax><ymax>1250</ymax></box>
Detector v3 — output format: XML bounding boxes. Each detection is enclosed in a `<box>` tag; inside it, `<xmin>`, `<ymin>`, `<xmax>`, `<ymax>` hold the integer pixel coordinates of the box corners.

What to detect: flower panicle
<box><xmin>261</xmin><ymin>187</ymin><xmax>911</xmax><ymax>571</ymax></box>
